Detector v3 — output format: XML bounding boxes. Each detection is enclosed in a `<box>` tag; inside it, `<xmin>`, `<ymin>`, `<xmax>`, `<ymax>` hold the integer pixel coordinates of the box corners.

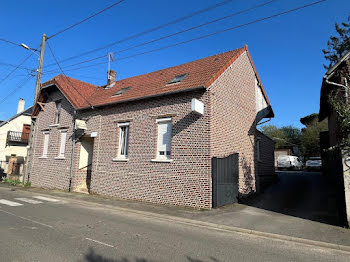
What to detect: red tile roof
<box><xmin>38</xmin><ymin>45</ymin><xmax>271</xmax><ymax>112</ymax></box>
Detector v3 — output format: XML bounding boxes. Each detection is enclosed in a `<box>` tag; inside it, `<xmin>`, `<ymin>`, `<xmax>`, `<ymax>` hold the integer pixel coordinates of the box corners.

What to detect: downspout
<box><xmin>324</xmin><ymin>74</ymin><xmax>349</xmax><ymax>104</ymax></box>
<box><xmin>68</xmin><ymin>109</ymin><xmax>77</xmax><ymax>192</ymax></box>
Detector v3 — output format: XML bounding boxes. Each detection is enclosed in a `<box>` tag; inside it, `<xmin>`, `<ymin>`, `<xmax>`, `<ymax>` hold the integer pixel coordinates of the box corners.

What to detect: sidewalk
<box><xmin>1</xmin><ymin>182</ymin><xmax>348</xmax><ymax>249</ymax></box>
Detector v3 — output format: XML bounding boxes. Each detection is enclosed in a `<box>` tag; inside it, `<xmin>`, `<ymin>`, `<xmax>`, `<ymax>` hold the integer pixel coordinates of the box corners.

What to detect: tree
<box><xmin>259</xmin><ymin>124</ymin><xmax>300</xmax><ymax>149</ymax></box>
<box><xmin>322</xmin><ymin>15</ymin><xmax>350</xmax><ymax>69</ymax></box>
<box><xmin>299</xmin><ymin>113</ymin><xmax>328</xmax><ymax>159</ymax></box>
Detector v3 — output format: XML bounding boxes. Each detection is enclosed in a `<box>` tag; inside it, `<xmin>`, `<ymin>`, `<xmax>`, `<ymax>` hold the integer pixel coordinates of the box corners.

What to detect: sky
<box><xmin>0</xmin><ymin>0</ymin><xmax>349</xmax><ymax>128</ymax></box>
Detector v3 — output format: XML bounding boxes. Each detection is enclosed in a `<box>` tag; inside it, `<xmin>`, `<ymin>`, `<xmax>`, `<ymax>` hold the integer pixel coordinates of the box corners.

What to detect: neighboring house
<box><xmin>0</xmin><ymin>98</ymin><xmax>32</xmax><ymax>180</ymax></box>
<box><xmin>319</xmin><ymin>50</ymin><xmax>350</xmax><ymax>227</ymax></box>
<box><xmin>29</xmin><ymin>45</ymin><xmax>275</xmax><ymax>209</ymax></box>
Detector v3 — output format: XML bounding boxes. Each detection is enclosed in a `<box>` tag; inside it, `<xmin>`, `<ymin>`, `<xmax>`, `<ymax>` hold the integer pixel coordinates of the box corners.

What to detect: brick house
<box><xmin>319</xmin><ymin>50</ymin><xmax>350</xmax><ymax>226</ymax></box>
<box><xmin>29</xmin><ymin>45</ymin><xmax>275</xmax><ymax>209</ymax></box>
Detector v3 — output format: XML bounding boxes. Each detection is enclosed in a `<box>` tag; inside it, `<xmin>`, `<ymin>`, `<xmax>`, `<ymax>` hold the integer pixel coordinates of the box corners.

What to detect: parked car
<box><xmin>306</xmin><ymin>157</ymin><xmax>322</xmax><ymax>171</ymax></box>
<box><xmin>277</xmin><ymin>155</ymin><xmax>303</xmax><ymax>170</ymax></box>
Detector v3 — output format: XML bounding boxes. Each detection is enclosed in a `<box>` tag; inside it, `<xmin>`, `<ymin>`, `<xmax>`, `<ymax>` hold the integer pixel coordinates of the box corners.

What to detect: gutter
<box><xmin>324</xmin><ymin>73</ymin><xmax>349</xmax><ymax>103</ymax></box>
<box><xmin>77</xmin><ymin>86</ymin><xmax>206</xmax><ymax>111</ymax></box>
<box><xmin>68</xmin><ymin>109</ymin><xmax>77</xmax><ymax>192</ymax></box>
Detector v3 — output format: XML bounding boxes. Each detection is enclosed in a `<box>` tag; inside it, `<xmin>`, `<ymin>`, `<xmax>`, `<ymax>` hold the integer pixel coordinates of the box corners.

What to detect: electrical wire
<box><xmin>0</xmin><ymin>53</ymin><xmax>34</xmax><ymax>86</ymax></box>
<box><xmin>0</xmin><ymin>62</ymin><xmax>35</xmax><ymax>72</ymax></box>
<box><xmin>47</xmin><ymin>0</ymin><xmax>125</xmax><ymax>39</ymax></box>
<box><xmin>0</xmin><ymin>38</ymin><xmax>21</xmax><ymax>47</ymax></box>
<box><xmin>49</xmin><ymin>0</ymin><xmax>277</xmax><ymax>71</ymax></box>
<box><xmin>44</xmin><ymin>0</ymin><xmax>327</xmax><ymax>75</ymax></box>
<box><xmin>0</xmin><ymin>74</ymin><xmax>35</xmax><ymax>105</ymax></box>
<box><xmin>45</xmin><ymin>0</ymin><xmax>234</xmax><ymax>67</ymax></box>
<box><xmin>46</xmin><ymin>42</ymin><xmax>93</xmax><ymax>107</ymax></box>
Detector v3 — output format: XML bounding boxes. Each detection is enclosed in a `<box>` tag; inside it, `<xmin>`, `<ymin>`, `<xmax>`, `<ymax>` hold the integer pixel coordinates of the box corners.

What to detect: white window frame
<box><xmin>257</xmin><ymin>138</ymin><xmax>261</xmax><ymax>162</ymax></box>
<box><xmin>155</xmin><ymin>118</ymin><xmax>172</xmax><ymax>160</ymax></box>
<box><xmin>42</xmin><ymin>131</ymin><xmax>50</xmax><ymax>158</ymax></box>
<box><xmin>58</xmin><ymin>130</ymin><xmax>67</xmax><ymax>158</ymax></box>
<box><xmin>117</xmin><ymin>122</ymin><xmax>129</xmax><ymax>159</ymax></box>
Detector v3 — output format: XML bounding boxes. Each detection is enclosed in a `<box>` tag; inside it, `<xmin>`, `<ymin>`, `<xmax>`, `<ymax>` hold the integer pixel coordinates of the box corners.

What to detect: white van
<box><xmin>277</xmin><ymin>155</ymin><xmax>303</xmax><ymax>170</ymax></box>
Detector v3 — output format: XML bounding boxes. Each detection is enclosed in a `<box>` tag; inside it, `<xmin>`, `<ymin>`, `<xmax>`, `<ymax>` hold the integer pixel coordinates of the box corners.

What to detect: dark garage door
<box><xmin>212</xmin><ymin>153</ymin><xmax>239</xmax><ymax>208</ymax></box>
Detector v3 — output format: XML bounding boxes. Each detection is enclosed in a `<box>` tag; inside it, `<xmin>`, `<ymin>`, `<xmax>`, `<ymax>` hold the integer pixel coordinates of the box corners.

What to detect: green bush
<box><xmin>3</xmin><ymin>177</ymin><xmax>21</xmax><ymax>186</ymax></box>
<box><xmin>24</xmin><ymin>181</ymin><xmax>31</xmax><ymax>188</ymax></box>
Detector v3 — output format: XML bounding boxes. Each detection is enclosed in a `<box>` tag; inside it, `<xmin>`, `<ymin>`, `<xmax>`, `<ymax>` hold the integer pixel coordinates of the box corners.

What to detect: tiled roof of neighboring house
<box><xmin>37</xmin><ymin>45</ymin><xmax>272</xmax><ymax>114</ymax></box>
<box><xmin>0</xmin><ymin>106</ymin><xmax>33</xmax><ymax>128</ymax></box>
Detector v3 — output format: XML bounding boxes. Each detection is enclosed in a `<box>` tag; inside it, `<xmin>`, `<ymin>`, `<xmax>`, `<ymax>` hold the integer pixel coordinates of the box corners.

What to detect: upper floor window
<box><xmin>42</xmin><ymin>132</ymin><xmax>49</xmax><ymax>157</ymax></box>
<box><xmin>54</xmin><ymin>101</ymin><xmax>61</xmax><ymax>124</ymax></box>
<box><xmin>156</xmin><ymin>118</ymin><xmax>172</xmax><ymax>159</ymax></box>
<box><xmin>117</xmin><ymin>122</ymin><xmax>129</xmax><ymax>159</ymax></box>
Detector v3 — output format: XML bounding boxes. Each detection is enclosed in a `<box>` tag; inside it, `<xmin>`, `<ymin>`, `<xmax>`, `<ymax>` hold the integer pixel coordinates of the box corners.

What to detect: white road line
<box><xmin>32</xmin><ymin>196</ymin><xmax>60</xmax><ymax>202</ymax></box>
<box><xmin>0</xmin><ymin>209</ymin><xmax>53</xmax><ymax>228</ymax></box>
<box><xmin>15</xmin><ymin>198</ymin><xmax>43</xmax><ymax>204</ymax></box>
<box><xmin>0</xmin><ymin>199</ymin><xmax>23</xmax><ymax>207</ymax></box>
<box><xmin>85</xmin><ymin>238</ymin><xmax>114</xmax><ymax>248</ymax></box>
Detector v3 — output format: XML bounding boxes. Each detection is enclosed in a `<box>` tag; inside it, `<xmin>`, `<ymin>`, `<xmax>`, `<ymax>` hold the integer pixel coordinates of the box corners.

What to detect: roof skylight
<box><xmin>113</xmin><ymin>86</ymin><xmax>131</xmax><ymax>96</ymax></box>
<box><xmin>167</xmin><ymin>74</ymin><xmax>188</xmax><ymax>84</ymax></box>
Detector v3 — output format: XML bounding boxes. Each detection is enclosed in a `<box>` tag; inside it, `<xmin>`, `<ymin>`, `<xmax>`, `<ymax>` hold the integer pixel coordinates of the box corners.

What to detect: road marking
<box><xmin>0</xmin><ymin>199</ymin><xmax>23</xmax><ymax>206</ymax></box>
<box><xmin>15</xmin><ymin>198</ymin><xmax>43</xmax><ymax>204</ymax></box>
<box><xmin>85</xmin><ymin>238</ymin><xmax>114</xmax><ymax>248</ymax></box>
<box><xmin>0</xmin><ymin>209</ymin><xmax>53</xmax><ymax>228</ymax></box>
<box><xmin>33</xmin><ymin>196</ymin><xmax>60</xmax><ymax>202</ymax></box>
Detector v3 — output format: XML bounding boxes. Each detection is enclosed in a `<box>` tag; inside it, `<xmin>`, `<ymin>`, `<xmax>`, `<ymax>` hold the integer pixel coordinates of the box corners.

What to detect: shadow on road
<box><xmin>82</xmin><ymin>248</ymin><xmax>221</xmax><ymax>262</ymax></box>
<box><xmin>241</xmin><ymin>171</ymin><xmax>340</xmax><ymax>226</ymax></box>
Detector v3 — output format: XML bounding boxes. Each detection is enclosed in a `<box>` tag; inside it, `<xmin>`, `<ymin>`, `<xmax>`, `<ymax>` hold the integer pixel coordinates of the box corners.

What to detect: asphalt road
<box><xmin>0</xmin><ymin>187</ymin><xmax>348</xmax><ymax>262</ymax></box>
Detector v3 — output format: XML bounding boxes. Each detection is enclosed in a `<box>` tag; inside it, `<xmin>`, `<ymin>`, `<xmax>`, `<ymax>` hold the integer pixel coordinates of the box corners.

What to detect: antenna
<box><xmin>107</xmin><ymin>52</ymin><xmax>115</xmax><ymax>73</ymax></box>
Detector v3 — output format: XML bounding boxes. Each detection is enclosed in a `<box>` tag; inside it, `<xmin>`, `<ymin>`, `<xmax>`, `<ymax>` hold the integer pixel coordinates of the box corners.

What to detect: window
<box><xmin>257</xmin><ymin>138</ymin><xmax>261</xmax><ymax>161</ymax></box>
<box><xmin>42</xmin><ymin>132</ymin><xmax>49</xmax><ymax>157</ymax></box>
<box><xmin>156</xmin><ymin>118</ymin><xmax>172</xmax><ymax>159</ymax></box>
<box><xmin>58</xmin><ymin>130</ymin><xmax>67</xmax><ymax>158</ymax></box>
<box><xmin>113</xmin><ymin>86</ymin><xmax>131</xmax><ymax>96</ymax></box>
<box><xmin>54</xmin><ymin>101</ymin><xmax>62</xmax><ymax>124</ymax></box>
<box><xmin>117</xmin><ymin>122</ymin><xmax>129</xmax><ymax>159</ymax></box>
<box><xmin>168</xmin><ymin>74</ymin><xmax>188</xmax><ymax>84</ymax></box>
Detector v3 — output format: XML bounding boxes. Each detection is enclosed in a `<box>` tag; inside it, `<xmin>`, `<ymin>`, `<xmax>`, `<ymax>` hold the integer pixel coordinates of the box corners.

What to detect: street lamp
<box><xmin>20</xmin><ymin>43</ymin><xmax>39</xmax><ymax>56</ymax></box>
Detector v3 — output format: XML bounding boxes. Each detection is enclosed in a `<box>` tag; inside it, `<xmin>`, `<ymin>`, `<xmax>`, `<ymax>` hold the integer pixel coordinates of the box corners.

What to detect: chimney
<box><xmin>107</xmin><ymin>70</ymin><xmax>117</xmax><ymax>88</ymax></box>
<box><xmin>17</xmin><ymin>98</ymin><xmax>25</xmax><ymax>114</ymax></box>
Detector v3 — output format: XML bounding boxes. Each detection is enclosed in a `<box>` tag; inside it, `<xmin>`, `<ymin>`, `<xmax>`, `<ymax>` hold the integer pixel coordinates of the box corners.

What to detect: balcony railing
<box><xmin>6</xmin><ymin>131</ymin><xmax>29</xmax><ymax>145</ymax></box>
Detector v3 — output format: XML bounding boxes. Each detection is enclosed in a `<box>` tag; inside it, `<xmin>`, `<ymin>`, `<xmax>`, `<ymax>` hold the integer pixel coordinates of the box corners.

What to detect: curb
<box><xmin>1</xmin><ymin>185</ymin><xmax>350</xmax><ymax>253</ymax></box>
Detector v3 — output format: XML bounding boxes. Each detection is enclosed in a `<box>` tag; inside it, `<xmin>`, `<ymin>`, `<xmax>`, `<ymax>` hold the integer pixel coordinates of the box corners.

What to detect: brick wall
<box><xmin>30</xmin><ymin>89</ymin><xmax>74</xmax><ymax>190</ymax></box>
<box><xmin>255</xmin><ymin>130</ymin><xmax>276</xmax><ymax>191</ymax></box>
<box><xmin>209</xmin><ymin>51</ymin><xmax>258</xmax><ymax>194</ymax></box>
<box><xmin>31</xmin><ymin>88</ymin><xmax>212</xmax><ymax>208</ymax></box>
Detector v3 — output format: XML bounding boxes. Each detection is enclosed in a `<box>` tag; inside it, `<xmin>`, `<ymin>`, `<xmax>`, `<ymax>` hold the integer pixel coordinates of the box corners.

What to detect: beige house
<box><xmin>0</xmin><ymin>99</ymin><xmax>32</xmax><ymax>180</ymax></box>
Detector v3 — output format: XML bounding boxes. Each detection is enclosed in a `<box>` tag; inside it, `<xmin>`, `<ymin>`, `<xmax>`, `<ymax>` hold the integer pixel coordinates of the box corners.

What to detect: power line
<box><xmin>0</xmin><ymin>62</ymin><xmax>35</xmax><ymax>72</ymax></box>
<box><xmin>0</xmin><ymin>74</ymin><xmax>35</xmax><ymax>106</ymax></box>
<box><xmin>0</xmin><ymin>38</ymin><xmax>21</xmax><ymax>47</ymax></box>
<box><xmin>44</xmin><ymin>0</ymin><xmax>326</xmax><ymax>75</ymax></box>
<box><xmin>0</xmin><ymin>53</ymin><xmax>34</xmax><ymax>86</ymax></box>
<box><xmin>46</xmin><ymin>42</ymin><xmax>93</xmax><ymax>107</ymax></box>
<box><xmin>52</xmin><ymin>0</ymin><xmax>277</xmax><ymax>70</ymax></box>
<box><xmin>47</xmin><ymin>0</ymin><xmax>125</xmax><ymax>39</ymax></box>
<box><xmin>45</xmin><ymin>0</ymin><xmax>234</xmax><ymax>67</ymax></box>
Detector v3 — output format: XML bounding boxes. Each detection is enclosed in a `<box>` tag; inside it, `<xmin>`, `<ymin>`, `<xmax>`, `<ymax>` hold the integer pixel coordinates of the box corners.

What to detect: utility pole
<box><xmin>23</xmin><ymin>33</ymin><xmax>47</xmax><ymax>183</ymax></box>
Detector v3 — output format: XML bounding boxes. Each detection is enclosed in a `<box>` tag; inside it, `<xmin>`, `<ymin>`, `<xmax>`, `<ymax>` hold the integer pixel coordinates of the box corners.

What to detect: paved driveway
<box><xmin>243</xmin><ymin>171</ymin><xmax>339</xmax><ymax>225</ymax></box>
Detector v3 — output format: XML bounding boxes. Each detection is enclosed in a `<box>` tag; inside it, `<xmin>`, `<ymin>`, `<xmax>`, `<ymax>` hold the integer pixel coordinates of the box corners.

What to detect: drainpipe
<box><xmin>68</xmin><ymin>109</ymin><xmax>77</xmax><ymax>192</ymax></box>
<box><xmin>324</xmin><ymin>74</ymin><xmax>349</xmax><ymax>104</ymax></box>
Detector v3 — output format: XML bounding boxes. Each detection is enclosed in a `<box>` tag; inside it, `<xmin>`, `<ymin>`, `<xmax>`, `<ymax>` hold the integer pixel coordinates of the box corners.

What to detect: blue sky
<box><xmin>0</xmin><ymin>0</ymin><xmax>348</xmax><ymax>128</ymax></box>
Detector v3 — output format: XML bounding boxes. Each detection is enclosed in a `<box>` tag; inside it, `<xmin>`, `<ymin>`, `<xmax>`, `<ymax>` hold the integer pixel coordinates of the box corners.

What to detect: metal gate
<box><xmin>212</xmin><ymin>153</ymin><xmax>239</xmax><ymax>208</ymax></box>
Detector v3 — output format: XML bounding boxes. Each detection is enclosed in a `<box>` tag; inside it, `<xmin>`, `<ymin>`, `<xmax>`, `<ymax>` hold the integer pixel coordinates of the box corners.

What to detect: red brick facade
<box><xmin>30</xmin><ymin>49</ymin><xmax>274</xmax><ymax>208</ymax></box>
